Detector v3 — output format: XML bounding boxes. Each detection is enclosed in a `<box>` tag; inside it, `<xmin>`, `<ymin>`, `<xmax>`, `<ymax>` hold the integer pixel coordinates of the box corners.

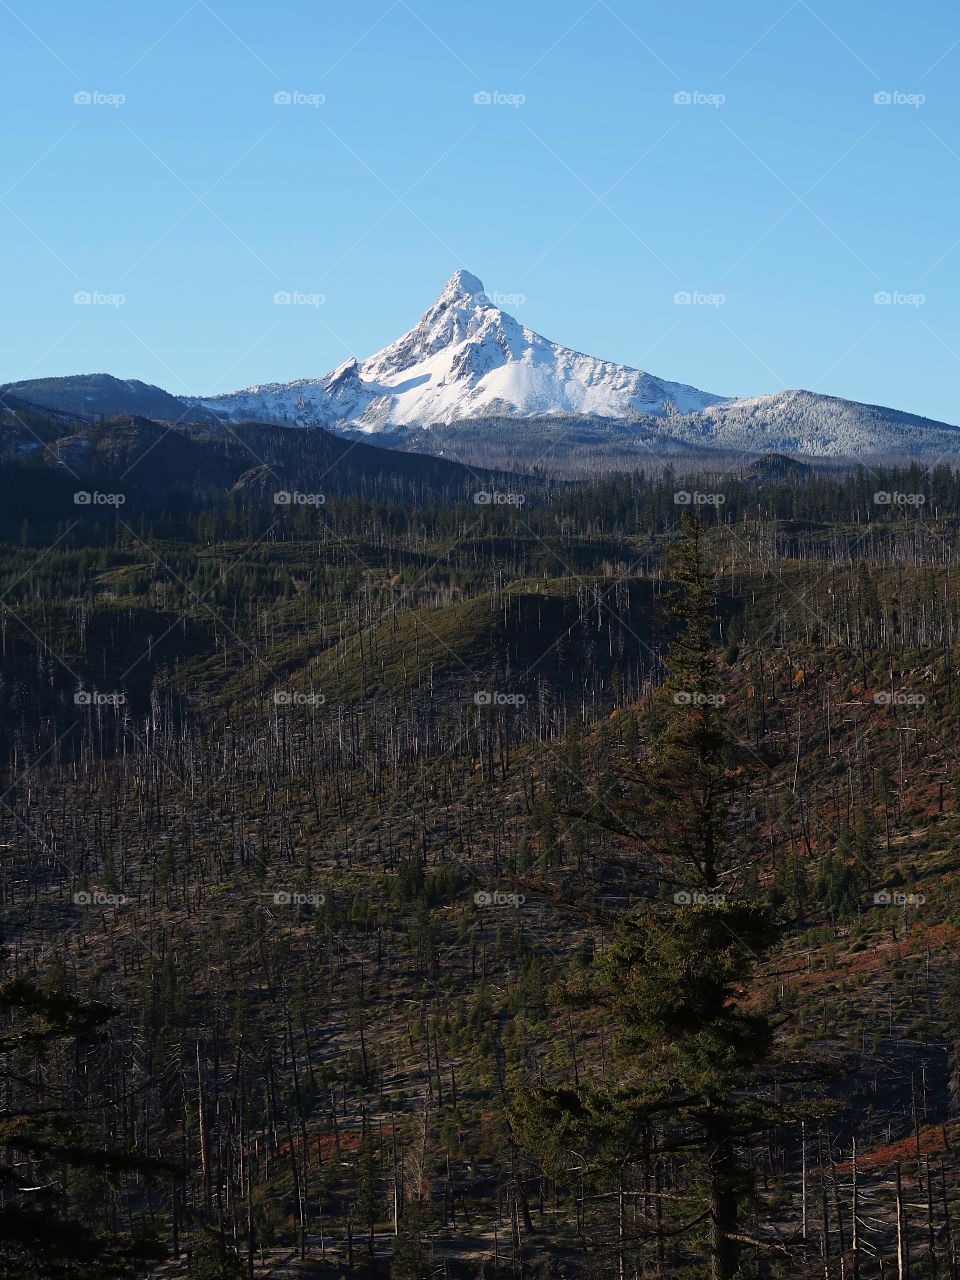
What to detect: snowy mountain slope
<box><xmin>189</xmin><ymin>270</ymin><xmax>726</xmax><ymax>431</ymax></box>
<box><xmin>676</xmin><ymin>390</ymin><xmax>960</xmax><ymax>458</ymax></box>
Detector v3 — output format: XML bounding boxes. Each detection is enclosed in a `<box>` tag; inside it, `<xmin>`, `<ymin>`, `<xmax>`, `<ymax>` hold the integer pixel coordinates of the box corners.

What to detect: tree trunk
<box><xmin>707</xmin><ymin>1115</ymin><xmax>741</xmax><ymax>1280</ymax></box>
<box><xmin>897</xmin><ymin>1162</ymin><xmax>910</xmax><ymax>1280</ymax></box>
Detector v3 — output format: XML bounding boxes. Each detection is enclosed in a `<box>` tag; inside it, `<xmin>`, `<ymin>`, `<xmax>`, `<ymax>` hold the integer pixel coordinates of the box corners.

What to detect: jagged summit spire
<box><xmin>439</xmin><ymin>269</ymin><xmax>485</xmax><ymax>302</ymax></box>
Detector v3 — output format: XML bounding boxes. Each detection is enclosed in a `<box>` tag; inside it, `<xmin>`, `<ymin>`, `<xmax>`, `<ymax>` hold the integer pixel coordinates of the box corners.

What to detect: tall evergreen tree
<box><xmin>514</xmin><ymin>515</ymin><xmax>790</xmax><ymax>1279</ymax></box>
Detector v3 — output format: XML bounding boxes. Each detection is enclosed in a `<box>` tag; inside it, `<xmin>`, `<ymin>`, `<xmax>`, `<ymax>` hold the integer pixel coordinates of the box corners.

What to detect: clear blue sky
<box><xmin>3</xmin><ymin>0</ymin><xmax>959</xmax><ymax>421</ymax></box>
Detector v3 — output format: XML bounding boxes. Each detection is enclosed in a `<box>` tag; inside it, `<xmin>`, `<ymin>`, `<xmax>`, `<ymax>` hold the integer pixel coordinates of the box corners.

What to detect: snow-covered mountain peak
<box><xmin>365</xmin><ymin>269</ymin><xmax>501</xmax><ymax>377</ymax></box>
<box><xmin>189</xmin><ymin>270</ymin><xmax>727</xmax><ymax>430</ymax></box>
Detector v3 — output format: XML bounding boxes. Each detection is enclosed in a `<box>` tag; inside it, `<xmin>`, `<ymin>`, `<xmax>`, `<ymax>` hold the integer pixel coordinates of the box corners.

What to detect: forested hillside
<box><xmin>1</xmin><ymin>412</ymin><xmax>959</xmax><ymax>1278</ymax></box>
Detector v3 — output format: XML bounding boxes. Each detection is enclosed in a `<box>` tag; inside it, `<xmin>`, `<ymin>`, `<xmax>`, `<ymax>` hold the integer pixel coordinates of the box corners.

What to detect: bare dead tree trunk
<box><xmin>897</xmin><ymin>1162</ymin><xmax>910</xmax><ymax>1280</ymax></box>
